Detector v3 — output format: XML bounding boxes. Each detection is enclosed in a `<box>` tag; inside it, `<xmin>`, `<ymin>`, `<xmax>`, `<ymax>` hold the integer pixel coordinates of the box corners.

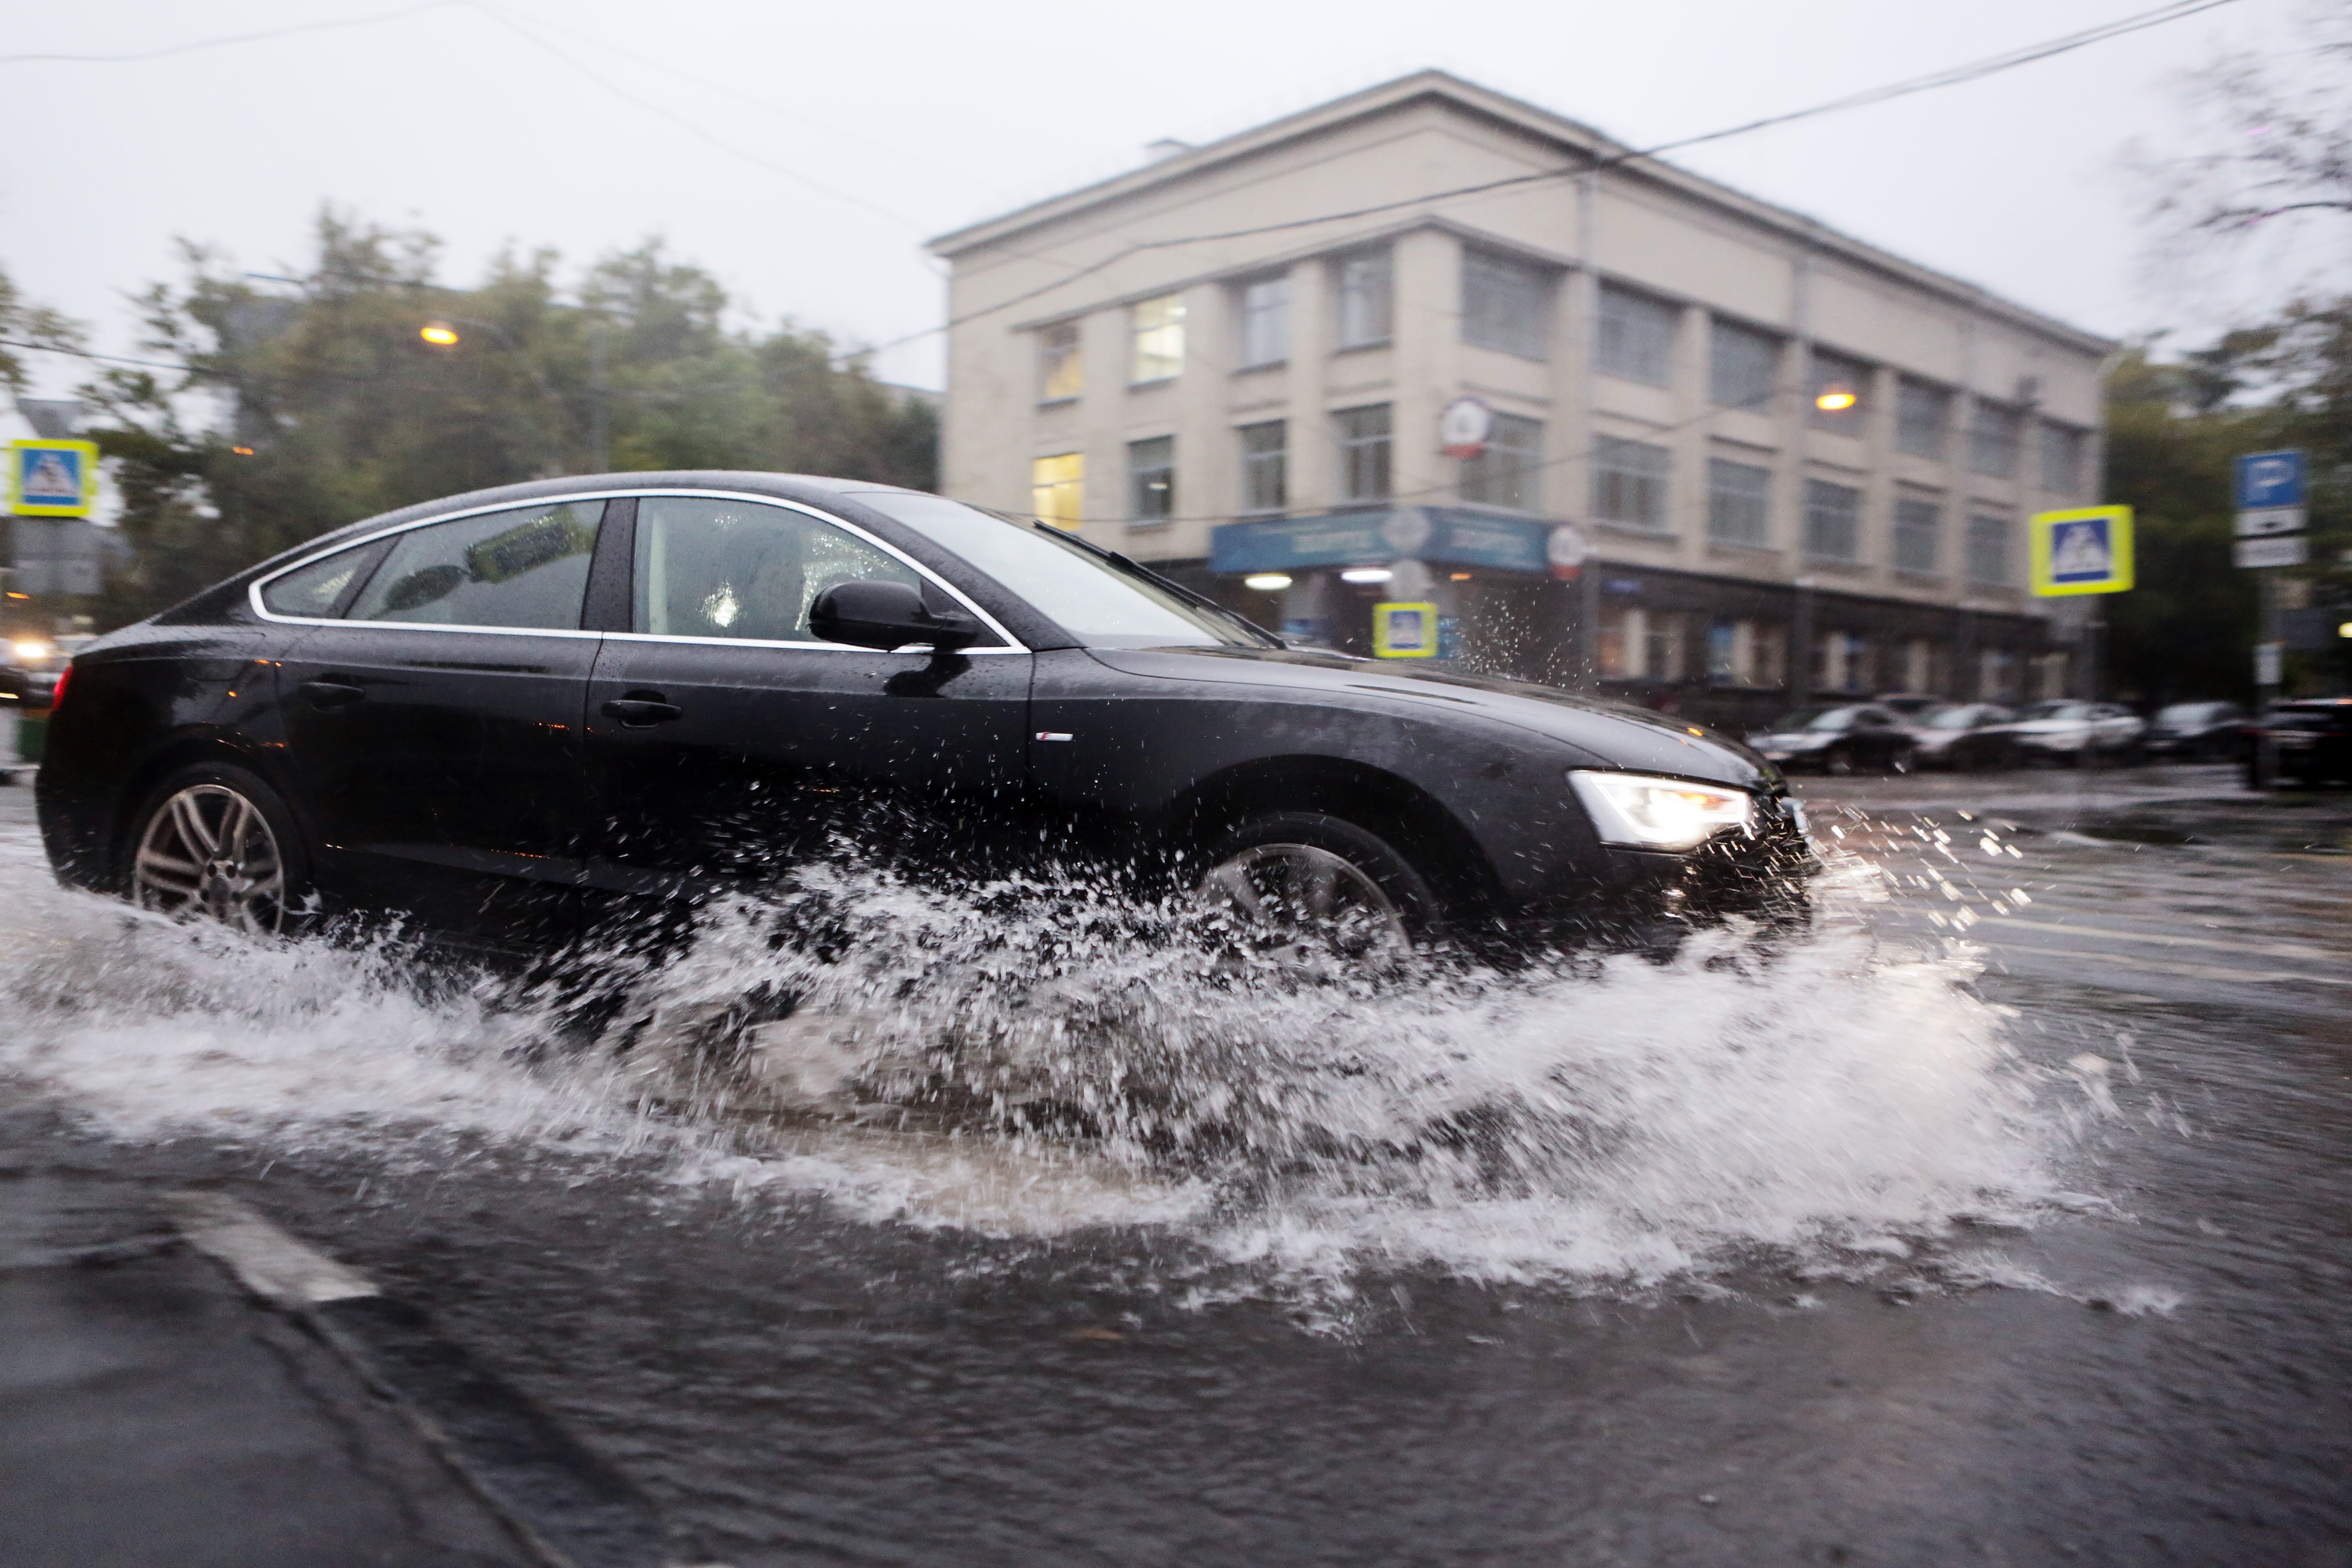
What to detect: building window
<box><xmin>1598</xmin><ymin>604</ymin><xmax>1637</xmax><ymax>679</ymax></box>
<box><xmin>1031</xmin><ymin>453</ymin><xmax>1083</xmax><ymax>530</ymax></box>
<box><xmin>2039</xmin><ymin>421</ymin><xmax>2084</xmax><ymax>494</ymax></box>
<box><xmin>1334</xmin><ymin>247</ymin><xmax>1393</xmax><ymax>349</ymax></box>
<box><xmin>1893</xmin><ymin>497</ymin><xmax>1941</xmax><ymax>574</ymax></box>
<box><xmin>1966</xmin><ymin>512</ymin><xmax>2011</xmax><ymax>585</ymax></box>
<box><xmin>1814</xmin><ymin>631</ymin><xmax>1872</xmax><ymax>695</ymax></box>
<box><xmin>1131</xmin><ymin>294</ymin><xmax>1185</xmax><ymax>384</ymax></box>
<box><xmin>1127</xmin><ymin>436</ymin><xmax>1175</xmax><ymax>522</ymax></box>
<box><xmin>1459</xmin><ymin>412</ymin><xmax>1542</xmax><ymax>511</ymax></box>
<box><xmin>1236</xmin><ymin>274</ymin><xmax>1290</xmax><ymax>369</ymax></box>
<box><xmin>1807</xmin><ymin>350</ymin><xmax>1869</xmax><ymax>438</ymax></box>
<box><xmin>1038</xmin><ymin>321</ymin><xmax>1082</xmax><ymax>403</ymax></box>
<box><xmin>1597</xmin><ymin>283</ymin><xmax>1677</xmax><ymax>387</ymax></box>
<box><xmin>1979</xmin><ymin>646</ymin><xmax>2018</xmax><ymax>702</ymax></box>
<box><xmin>1593</xmin><ymin>436</ymin><xmax>1670</xmax><ymax>531</ymax></box>
<box><xmin>1461</xmin><ymin>248</ymin><xmax>1549</xmax><ymax>361</ymax></box>
<box><xmin>1645</xmin><ymin>611</ymin><xmax>1686</xmax><ymax>683</ymax></box>
<box><xmin>1336</xmin><ymin>404</ymin><xmax>1392</xmax><ymax>502</ymax></box>
<box><xmin>1803</xmin><ymin>478</ymin><xmax>1861</xmax><ymax>561</ymax></box>
<box><xmin>1710</xmin><ymin>319</ymin><xmax>1778</xmax><ymax>412</ymax></box>
<box><xmin>1706</xmin><ymin>457</ymin><xmax>1771</xmax><ymax>546</ymax></box>
<box><xmin>1896</xmin><ymin>378</ymin><xmax>1949</xmax><ymax>459</ymax></box>
<box><xmin>1968</xmin><ymin>400</ymin><xmax>2021</xmax><ymax>478</ymax></box>
<box><xmin>1239</xmin><ymin>421</ymin><xmax>1287</xmax><ymax>514</ymax></box>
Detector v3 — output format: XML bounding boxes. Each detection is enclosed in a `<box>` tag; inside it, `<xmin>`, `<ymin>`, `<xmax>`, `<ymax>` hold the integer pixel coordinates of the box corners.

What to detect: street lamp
<box><xmin>419</xmin><ymin>321</ymin><xmax>461</xmax><ymax>347</ymax></box>
<box><xmin>1814</xmin><ymin>388</ymin><xmax>1858</xmax><ymax>412</ymax></box>
<box><xmin>416</xmin><ymin>312</ymin><xmax>608</xmax><ymax>472</ymax></box>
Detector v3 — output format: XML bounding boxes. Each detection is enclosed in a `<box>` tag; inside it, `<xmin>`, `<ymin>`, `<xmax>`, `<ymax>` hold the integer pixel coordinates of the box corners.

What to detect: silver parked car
<box><xmin>2011</xmin><ymin>701</ymin><xmax>2145</xmax><ymax>766</ymax></box>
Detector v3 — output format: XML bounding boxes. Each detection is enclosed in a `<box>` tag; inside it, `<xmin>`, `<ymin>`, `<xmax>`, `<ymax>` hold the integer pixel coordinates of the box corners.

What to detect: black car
<box><xmin>2143</xmin><ymin>700</ymin><xmax>2249</xmax><ymax>762</ymax></box>
<box><xmin>1746</xmin><ymin>704</ymin><xmax>1917</xmax><ymax>775</ymax></box>
<box><xmin>2260</xmin><ymin>699</ymin><xmax>2352</xmax><ymax>787</ymax></box>
<box><xmin>35</xmin><ymin>474</ymin><xmax>1808</xmax><ymax>956</ymax></box>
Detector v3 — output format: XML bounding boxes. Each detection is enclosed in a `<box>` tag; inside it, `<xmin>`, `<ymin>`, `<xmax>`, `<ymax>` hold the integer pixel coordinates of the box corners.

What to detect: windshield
<box><xmin>847</xmin><ymin>492</ymin><xmax>1277</xmax><ymax>649</ymax></box>
<box><xmin>2023</xmin><ymin>701</ymin><xmax>2089</xmax><ymax>721</ymax></box>
<box><xmin>1772</xmin><ymin>707</ymin><xmax>1856</xmax><ymax>731</ymax></box>
<box><xmin>1927</xmin><ymin>707</ymin><xmax>1980</xmax><ymax>729</ymax></box>
<box><xmin>2156</xmin><ymin>702</ymin><xmax>2219</xmax><ymax>723</ymax></box>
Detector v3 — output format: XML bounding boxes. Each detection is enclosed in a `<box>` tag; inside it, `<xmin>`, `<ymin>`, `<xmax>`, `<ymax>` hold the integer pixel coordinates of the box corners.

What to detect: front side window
<box><xmin>1597</xmin><ymin>284</ymin><xmax>1677</xmax><ymax>388</ymax></box>
<box><xmin>260</xmin><ymin>539</ymin><xmax>390</xmax><ymax>618</ymax></box>
<box><xmin>1969</xmin><ymin>401</ymin><xmax>2021</xmax><ymax>479</ymax></box>
<box><xmin>1807</xmin><ymin>350</ymin><xmax>1869</xmax><ymax>438</ymax></box>
<box><xmin>1038</xmin><ymin>321</ymin><xmax>1083</xmax><ymax>403</ymax></box>
<box><xmin>1710</xmin><ymin>319</ymin><xmax>1778</xmax><ymax>412</ymax></box>
<box><xmin>847</xmin><ymin>491</ymin><xmax>1275</xmax><ymax>650</ymax></box>
<box><xmin>1240</xmin><ymin>421</ymin><xmax>1287</xmax><ymax>514</ymax></box>
<box><xmin>1894</xmin><ymin>497</ymin><xmax>1941</xmax><ymax>573</ymax></box>
<box><xmin>1896</xmin><ymin>379</ymin><xmax>1949</xmax><ymax>459</ymax></box>
<box><xmin>348</xmin><ymin>501</ymin><xmax>601</xmax><ymax>629</ymax></box>
<box><xmin>1334</xmin><ymin>247</ymin><xmax>1393</xmax><ymax>349</ymax></box>
<box><xmin>1707</xmin><ymin>457</ymin><xmax>1771</xmax><ymax>546</ymax></box>
<box><xmin>1461</xmin><ymin>249</ymin><xmax>1549</xmax><ymax>361</ymax></box>
<box><xmin>1131</xmin><ymin>294</ymin><xmax>1185</xmax><ymax>383</ymax></box>
<box><xmin>1127</xmin><ymin>436</ymin><xmax>1175</xmax><ymax>523</ymax></box>
<box><xmin>633</xmin><ymin>497</ymin><xmax>922</xmax><ymax>643</ymax></box>
<box><xmin>1236</xmin><ymin>275</ymin><xmax>1290</xmax><ymax>368</ymax></box>
<box><xmin>2039</xmin><ymin>421</ymin><xmax>2084</xmax><ymax>494</ymax></box>
<box><xmin>1593</xmin><ymin>436</ymin><xmax>1670</xmax><ymax>531</ymax></box>
<box><xmin>1031</xmin><ymin>453</ymin><xmax>1083</xmax><ymax>530</ymax></box>
<box><xmin>1967</xmin><ymin>512</ymin><xmax>2011</xmax><ymax>584</ymax></box>
<box><xmin>1336</xmin><ymin>404</ymin><xmax>1392</xmax><ymax>502</ymax></box>
<box><xmin>1459</xmin><ymin>412</ymin><xmax>1542</xmax><ymax>511</ymax></box>
<box><xmin>1802</xmin><ymin>479</ymin><xmax>1861</xmax><ymax>561</ymax></box>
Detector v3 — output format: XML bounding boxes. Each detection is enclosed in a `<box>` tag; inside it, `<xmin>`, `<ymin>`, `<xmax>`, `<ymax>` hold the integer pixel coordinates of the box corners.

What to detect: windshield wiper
<box><xmin>1030</xmin><ymin>521</ymin><xmax>1284</xmax><ymax>648</ymax></box>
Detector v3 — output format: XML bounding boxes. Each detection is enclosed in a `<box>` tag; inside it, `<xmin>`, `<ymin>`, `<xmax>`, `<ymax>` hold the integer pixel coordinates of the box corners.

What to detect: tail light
<box><xmin>45</xmin><ymin>662</ymin><xmax>71</xmax><ymax>714</ymax></box>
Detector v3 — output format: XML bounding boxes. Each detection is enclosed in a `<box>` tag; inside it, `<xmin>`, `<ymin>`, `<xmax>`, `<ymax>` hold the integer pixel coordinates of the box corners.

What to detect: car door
<box><xmin>271</xmin><ymin>497</ymin><xmax>607</xmax><ymax>945</ymax></box>
<box><xmin>577</xmin><ymin>491</ymin><xmax>1032</xmax><ymax>907</ymax></box>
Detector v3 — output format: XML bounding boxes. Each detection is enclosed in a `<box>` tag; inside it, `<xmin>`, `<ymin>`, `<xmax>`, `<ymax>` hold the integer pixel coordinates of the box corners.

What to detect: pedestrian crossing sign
<box><xmin>2029</xmin><ymin>506</ymin><xmax>2133</xmax><ymax>597</ymax></box>
<box><xmin>8</xmin><ymin>439</ymin><xmax>100</xmax><ymax>518</ymax></box>
<box><xmin>1372</xmin><ymin>601</ymin><xmax>1438</xmax><ymax>658</ymax></box>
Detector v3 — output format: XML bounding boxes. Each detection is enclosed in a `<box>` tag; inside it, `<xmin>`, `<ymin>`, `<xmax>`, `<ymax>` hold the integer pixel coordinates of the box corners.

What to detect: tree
<box><xmin>79</xmin><ymin>210</ymin><xmax>937</xmax><ymax>626</ymax></box>
<box><xmin>0</xmin><ymin>262</ymin><xmax>85</xmax><ymax>394</ymax></box>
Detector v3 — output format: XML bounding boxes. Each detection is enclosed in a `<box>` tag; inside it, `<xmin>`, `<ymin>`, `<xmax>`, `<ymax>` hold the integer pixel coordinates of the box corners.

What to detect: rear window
<box><xmin>259</xmin><ymin>539</ymin><xmax>389</xmax><ymax>619</ymax></box>
<box><xmin>348</xmin><ymin>502</ymin><xmax>602</xmax><ymax>630</ymax></box>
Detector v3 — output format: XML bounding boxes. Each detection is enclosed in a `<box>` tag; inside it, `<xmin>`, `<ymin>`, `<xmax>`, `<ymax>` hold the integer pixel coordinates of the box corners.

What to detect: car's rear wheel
<box><xmin>126</xmin><ymin>763</ymin><xmax>310</xmax><ymax>936</ymax></box>
<box><xmin>1194</xmin><ymin>811</ymin><xmax>1440</xmax><ymax>960</ymax></box>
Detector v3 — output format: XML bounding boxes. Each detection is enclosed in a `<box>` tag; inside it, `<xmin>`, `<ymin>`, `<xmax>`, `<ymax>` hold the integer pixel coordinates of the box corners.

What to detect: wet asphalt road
<box><xmin>3</xmin><ymin>768</ymin><xmax>2350</xmax><ymax>1568</ymax></box>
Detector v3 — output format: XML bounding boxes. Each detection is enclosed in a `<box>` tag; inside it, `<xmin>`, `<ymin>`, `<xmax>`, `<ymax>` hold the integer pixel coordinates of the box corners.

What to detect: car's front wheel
<box><xmin>1193</xmin><ymin>810</ymin><xmax>1440</xmax><ymax>958</ymax></box>
<box><xmin>125</xmin><ymin>762</ymin><xmax>310</xmax><ymax>936</ymax></box>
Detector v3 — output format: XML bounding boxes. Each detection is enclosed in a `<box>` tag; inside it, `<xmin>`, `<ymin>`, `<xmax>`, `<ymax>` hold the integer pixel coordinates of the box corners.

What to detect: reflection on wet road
<box><xmin>2</xmin><ymin>768</ymin><xmax>2348</xmax><ymax>1566</ymax></box>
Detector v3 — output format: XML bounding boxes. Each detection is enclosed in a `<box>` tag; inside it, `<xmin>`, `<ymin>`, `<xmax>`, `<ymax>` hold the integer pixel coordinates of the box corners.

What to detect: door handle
<box><xmin>301</xmin><ymin>677</ymin><xmax>366</xmax><ymax>710</ymax></box>
<box><xmin>601</xmin><ymin>695</ymin><xmax>683</xmax><ymax>727</ymax></box>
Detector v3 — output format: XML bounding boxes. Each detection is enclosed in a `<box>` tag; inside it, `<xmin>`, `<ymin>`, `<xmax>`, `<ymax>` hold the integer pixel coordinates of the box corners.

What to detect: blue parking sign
<box><xmin>2234</xmin><ymin>450</ymin><xmax>2305</xmax><ymax>510</ymax></box>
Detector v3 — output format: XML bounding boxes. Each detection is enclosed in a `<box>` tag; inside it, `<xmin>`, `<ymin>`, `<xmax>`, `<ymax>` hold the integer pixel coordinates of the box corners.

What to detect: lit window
<box><xmin>1031</xmin><ymin>453</ymin><xmax>1083</xmax><ymax>529</ymax></box>
<box><xmin>1803</xmin><ymin>478</ymin><xmax>1861</xmax><ymax>561</ymax></box>
<box><xmin>1236</xmin><ymin>275</ymin><xmax>1289</xmax><ymax>368</ymax></box>
<box><xmin>1598</xmin><ymin>284</ymin><xmax>1677</xmax><ymax>388</ymax></box>
<box><xmin>1127</xmin><ymin>437</ymin><xmax>1175</xmax><ymax>523</ymax></box>
<box><xmin>1131</xmin><ymin>294</ymin><xmax>1185</xmax><ymax>383</ymax></box>
<box><xmin>2039</xmin><ymin>422</ymin><xmax>2084</xmax><ymax>494</ymax></box>
<box><xmin>1461</xmin><ymin>249</ymin><xmax>1549</xmax><ymax>361</ymax></box>
<box><xmin>1896</xmin><ymin>379</ymin><xmax>1949</xmax><ymax>459</ymax></box>
<box><xmin>1706</xmin><ymin>458</ymin><xmax>1771</xmax><ymax>546</ymax></box>
<box><xmin>1334</xmin><ymin>247</ymin><xmax>1393</xmax><ymax>349</ymax></box>
<box><xmin>1239</xmin><ymin>421</ymin><xmax>1287</xmax><ymax>514</ymax></box>
<box><xmin>1038</xmin><ymin>321</ymin><xmax>1082</xmax><ymax>403</ymax></box>
<box><xmin>1459</xmin><ymin>413</ymin><xmax>1543</xmax><ymax>511</ymax></box>
<box><xmin>1336</xmin><ymin>404</ymin><xmax>1392</xmax><ymax>502</ymax></box>
<box><xmin>1968</xmin><ymin>401</ymin><xmax>2021</xmax><ymax>479</ymax></box>
<box><xmin>1807</xmin><ymin>350</ymin><xmax>1869</xmax><ymax>437</ymax></box>
<box><xmin>1710</xmin><ymin>319</ymin><xmax>1778</xmax><ymax>412</ymax></box>
<box><xmin>1966</xmin><ymin>512</ymin><xmax>2010</xmax><ymax>584</ymax></box>
<box><xmin>1894</xmin><ymin>497</ymin><xmax>1941</xmax><ymax>574</ymax></box>
<box><xmin>1593</xmin><ymin>436</ymin><xmax>1670</xmax><ymax>531</ymax></box>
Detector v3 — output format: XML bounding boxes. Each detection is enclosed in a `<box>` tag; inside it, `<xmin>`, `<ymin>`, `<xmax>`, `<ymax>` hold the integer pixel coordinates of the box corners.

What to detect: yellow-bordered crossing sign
<box><xmin>1372</xmin><ymin>601</ymin><xmax>1438</xmax><ymax>658</ymax></box>
<box><xmin>8</xmin><ymin>439</ymin><xmax>101</xmax><ymax>518</ymax></box>
<box><xmin>2030</xmin><ymin>506</ymin><xmax>2133</xmax><ymax>597</ymax></box>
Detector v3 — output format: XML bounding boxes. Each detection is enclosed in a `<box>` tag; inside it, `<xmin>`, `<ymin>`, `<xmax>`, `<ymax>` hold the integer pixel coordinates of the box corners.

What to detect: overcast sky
<box><xmin>0</xmin><ymin>0</ymin><xmax>2332</xmax><ymax>399</ymax></box>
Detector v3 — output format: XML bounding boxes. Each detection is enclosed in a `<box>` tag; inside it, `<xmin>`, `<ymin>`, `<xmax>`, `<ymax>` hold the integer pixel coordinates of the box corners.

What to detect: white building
<box><xmin>927</xmin><ymin>72</ymin><xmax>2111</xmax><ymax>720</ymax></box>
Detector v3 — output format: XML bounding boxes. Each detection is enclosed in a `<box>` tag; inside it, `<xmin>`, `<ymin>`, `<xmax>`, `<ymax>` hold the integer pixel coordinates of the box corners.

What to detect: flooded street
<box><xmin>4</xmin><ymin>767</ymin><xmax>2350</xmax><ymax>1567</ymax></box>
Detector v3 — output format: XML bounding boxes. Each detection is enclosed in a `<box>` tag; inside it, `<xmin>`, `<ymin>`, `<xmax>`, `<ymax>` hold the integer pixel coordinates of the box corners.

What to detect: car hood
<box><xmin>1090</xmin><ymin>646</ymin><xmax>1779</xmax><ymax>789</ymax></box>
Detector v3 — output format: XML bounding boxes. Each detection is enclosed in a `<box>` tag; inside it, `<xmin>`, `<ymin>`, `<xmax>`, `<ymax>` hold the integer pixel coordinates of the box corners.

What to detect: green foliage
<box><xmin>0</xmin><ymin>261</ymin><xmax>84</xmax><ymax>393</ymax></box>
<box><xmin>79</xmin><ymin>210</ymin><xmax>936</xmax><ymax>626</ymax></box>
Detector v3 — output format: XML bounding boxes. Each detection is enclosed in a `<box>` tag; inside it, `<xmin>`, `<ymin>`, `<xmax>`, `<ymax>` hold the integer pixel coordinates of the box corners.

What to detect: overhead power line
<box><xmin>0</xmin><ymin>2</ymin><xmax>465</xmax><ymax>64</ymax></box>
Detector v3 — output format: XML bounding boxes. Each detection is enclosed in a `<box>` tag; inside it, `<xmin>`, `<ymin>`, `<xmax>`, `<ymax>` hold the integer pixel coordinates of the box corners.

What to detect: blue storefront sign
<box><xmin>1209</xmin><ymin>508</ymin><xmax>1554</xmax><ymax>576</ymax></box>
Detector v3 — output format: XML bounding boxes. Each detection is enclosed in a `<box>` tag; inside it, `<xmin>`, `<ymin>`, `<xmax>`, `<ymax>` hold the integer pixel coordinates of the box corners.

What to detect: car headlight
<box><xmin>1568</xmin><ymin>771</ymin><xmax>1756</xmax><ymax>851</ymax></box>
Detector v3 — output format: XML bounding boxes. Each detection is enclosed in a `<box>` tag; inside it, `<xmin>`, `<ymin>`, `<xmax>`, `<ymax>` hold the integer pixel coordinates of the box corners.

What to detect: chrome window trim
<box><xmin>247</xmin><ymin>487</ymin><xmax>1030</xmax><ymax>654</ymax></box>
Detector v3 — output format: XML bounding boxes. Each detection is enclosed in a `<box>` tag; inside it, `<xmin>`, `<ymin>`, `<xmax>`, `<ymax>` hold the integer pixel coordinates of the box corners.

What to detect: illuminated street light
<box><xmin>1243</xmin><ymin>573</ymin><xmax>1292</xmax><ymax>591</ymax></box>
<box><xmin>1340</xmin><ymin>567</ymin><xmax>1393</xmax><ymax>584</ymax></box>
<box><xmin>2338</xmin><ymin>621</ymin><xmax>2352</xmax><ymax>639</ymax></box>
<box><xmin>11</xmin><ymin>639</ymin><xmax>51</xmax><ymax>662</ymax></box>
<box><xmin>1814</xmin><ymin>388</ymin><xmax>1858</xmax><ymax>412</ymax></box>
<box><xmin>419</xmin><ymin>321</ymin><xmax>461</xmax><ymax>347</ymax></box>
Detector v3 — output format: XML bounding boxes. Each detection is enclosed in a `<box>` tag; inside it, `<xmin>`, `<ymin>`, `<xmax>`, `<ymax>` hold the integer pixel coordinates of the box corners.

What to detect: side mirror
<box><xmin>807</xmin><ymin>579</ymin><xmax>981</xmax><ymax>652</ymax></box>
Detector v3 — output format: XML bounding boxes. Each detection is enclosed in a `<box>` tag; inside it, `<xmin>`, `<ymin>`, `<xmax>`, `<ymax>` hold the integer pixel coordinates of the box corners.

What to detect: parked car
<box><xmin>34</xmin><ymin>473</ymin><xmax>1811</xmax><ymax>956</ymax></box>
<box><xmin>2258</xmin><ymin>699</ymin><xmax>2352</xmax><ymax>787</ymax></box>
<box><xmin>1908</xmin><ymin>703</ymin><xmax>2020</xmax><ymax>771</ymax></box>
<box><xmin>1873</xmin><ymin>692</ymin><xmax>1949</xmax><ymax>721</ymax></box>
<box><xmin>2011</xmin><ymin>701</ymin><xmax>2145</xmax><ymax>766</ymax></box>
<box><xmin>1746</xmin><ymin>704</ymin><xmax>1917</xmax><ymax>775</ymax></box>
<box><xmin>2143</xmin><ymin>700</ymin><xmax>2249</xmax><ymax>762</ymax></box>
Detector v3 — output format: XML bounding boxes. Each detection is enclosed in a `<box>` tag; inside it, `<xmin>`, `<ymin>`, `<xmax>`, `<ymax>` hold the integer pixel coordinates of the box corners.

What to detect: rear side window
<box><xmin>348</xmin><ymin>501</ymin><xmax>603</xmax><ymax>629</ymax></box>
<box><xmin>258</xmin><ymin>539</ymin><xmax>388</xmax><ymax>619</ymax></box>
<box><xmin>633</xmin><ymin>496</ymin><xmax>932</xmax><ymax>643</ymax></box>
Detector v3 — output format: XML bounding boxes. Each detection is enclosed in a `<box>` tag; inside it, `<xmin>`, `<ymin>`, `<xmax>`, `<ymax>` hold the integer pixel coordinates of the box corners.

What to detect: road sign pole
<box><xmin>2254</xmin><ymin>572</ymin><xmax>2281</xmax><ymax>791</ymax></box>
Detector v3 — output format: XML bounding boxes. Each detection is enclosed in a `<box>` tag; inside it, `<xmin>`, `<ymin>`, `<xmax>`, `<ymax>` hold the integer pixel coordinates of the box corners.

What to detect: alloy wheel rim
<box><xmin>1197</xmin><ymin>843</ymin><xmax>1408</xmax><ymax>962</ymax></box>
<box><xmin>132</xmin><ymin>784</ymin><xmax>289</xmax><ymax>935</ymax></box>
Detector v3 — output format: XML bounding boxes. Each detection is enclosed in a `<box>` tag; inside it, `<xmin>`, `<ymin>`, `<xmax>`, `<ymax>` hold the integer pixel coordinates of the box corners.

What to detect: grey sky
<box><xmin>0</xmin><ymin>0</ymin><xmax>2323</xmax><ymax>400</ymax></box>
